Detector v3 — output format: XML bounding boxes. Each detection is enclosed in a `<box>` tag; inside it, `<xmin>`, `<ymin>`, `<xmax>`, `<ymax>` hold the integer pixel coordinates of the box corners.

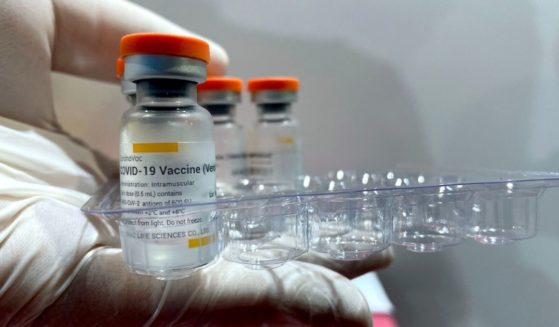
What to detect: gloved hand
<box><xmin>0</xmin><ymin>1</ymin><xmax>393</xmax><ymax>325</ymax></box>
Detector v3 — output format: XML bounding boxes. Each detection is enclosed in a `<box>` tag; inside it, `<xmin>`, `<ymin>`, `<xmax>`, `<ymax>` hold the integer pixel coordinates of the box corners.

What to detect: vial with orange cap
<box><xmin>198</xmin><ymin>77</ymin><xmax>246</xmax><ymax>195</ymax></box>
<box><xmin>246</xmin><ymin>77</ymin><xmax>303</xmax><ymax>189</ymax></box>
<box><xmin>118</xmin><ymin>33</ymin><xmax>218</xmax><ymax>278</ymax></box>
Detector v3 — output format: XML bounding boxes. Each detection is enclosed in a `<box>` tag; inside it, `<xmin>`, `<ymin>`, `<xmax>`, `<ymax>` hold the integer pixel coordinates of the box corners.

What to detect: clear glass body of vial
<box><xmin>247</xmin><ymin>91</ymin><xmax>303</xmax><ymax>189</ymax></box>
<box><xmin>199</xmin><ymin>91</ymin><xmax>246</xmax><ymax>195</ymax></box>
<box><xmin>119</xmin><ymin>55</ymin><xmax>218</xmax><ymax>279</ymax></box>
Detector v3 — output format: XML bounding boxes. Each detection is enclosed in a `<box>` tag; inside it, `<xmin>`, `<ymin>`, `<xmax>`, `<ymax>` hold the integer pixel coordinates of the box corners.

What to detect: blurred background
<box><xmin>52</xmin><ymin>1</ymin><xmax>559</xmax><ymax>326</ymax></box>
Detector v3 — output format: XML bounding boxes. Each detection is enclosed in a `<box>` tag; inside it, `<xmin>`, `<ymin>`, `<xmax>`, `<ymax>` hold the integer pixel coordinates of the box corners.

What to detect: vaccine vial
<box><xmin>198</xmin><ymin>77</ymin><xmax>246</xmax><ymax>195</ymax></box>
<box><xmin>246</xmin><ymin>77</ymin><xmax>303</xmax><ymax>189</ymax></box>
<box><xmin>118</xmin><ymin>33</ymin><xmax>218</xmax><ymax>279</ymax></box>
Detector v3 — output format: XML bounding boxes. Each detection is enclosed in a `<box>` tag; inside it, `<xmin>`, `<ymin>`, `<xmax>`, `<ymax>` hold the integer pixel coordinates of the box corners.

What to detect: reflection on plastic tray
<box><xmin>82</xmin><ymin>168</ymin><xmax>559</xmax><ymax>270</ymax></box>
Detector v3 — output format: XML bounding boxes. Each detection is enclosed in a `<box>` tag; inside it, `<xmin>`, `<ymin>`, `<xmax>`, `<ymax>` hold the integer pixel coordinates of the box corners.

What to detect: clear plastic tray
<box><xmin>82</xmin><ymin>168</ymin><xmax>559</xmax><ymax>275</ymax></box>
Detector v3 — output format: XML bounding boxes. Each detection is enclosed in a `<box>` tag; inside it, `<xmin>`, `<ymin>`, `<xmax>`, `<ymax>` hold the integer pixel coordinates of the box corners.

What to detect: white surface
<box><xmin>53</xmin><ymin>1</ymin><xmax>559</xmax><ymax>326</ymax></box>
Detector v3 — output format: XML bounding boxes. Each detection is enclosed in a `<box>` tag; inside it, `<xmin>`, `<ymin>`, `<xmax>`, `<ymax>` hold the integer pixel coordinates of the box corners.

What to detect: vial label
<box><xmin>247</xmin><ymin>132</ymin><xmax>302</xmax><ymax>186</ymax></box>
<box><xmin>119</xmin><ymin>141</ymin><xmax>218</xmax><ymax>269</ymax></box>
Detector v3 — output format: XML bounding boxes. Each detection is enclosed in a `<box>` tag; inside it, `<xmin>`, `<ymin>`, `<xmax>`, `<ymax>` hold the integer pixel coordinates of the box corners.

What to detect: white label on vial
<box><xmin>119</xmin><ymin>141</ymin><xmax>217</xmax><ymax>269</ymax></box>
<box><xmin>120</xmin><ymin>142</ymin><xmax>216</xmax><ymax>206</ymax></box>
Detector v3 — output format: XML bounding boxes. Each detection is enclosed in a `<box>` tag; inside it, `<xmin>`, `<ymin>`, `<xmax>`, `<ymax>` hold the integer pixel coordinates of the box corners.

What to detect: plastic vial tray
<box><xmin>82</xmin><ymin>168</ymin><xmax>559</xmax><ymax>274</ymax></box>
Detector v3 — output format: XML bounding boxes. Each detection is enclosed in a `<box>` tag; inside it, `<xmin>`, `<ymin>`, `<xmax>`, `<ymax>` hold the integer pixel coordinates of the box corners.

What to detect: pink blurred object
<box><xmin>372</xmin><ymin>314</ymin><xmax>399</xmax><ymax>327</ymax></box>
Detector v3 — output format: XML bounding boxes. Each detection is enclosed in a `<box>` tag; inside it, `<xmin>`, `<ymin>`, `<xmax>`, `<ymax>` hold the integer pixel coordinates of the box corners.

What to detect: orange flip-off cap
<box><xmin>198</xmin><ymin>77</ymin><xmax>243</xmax><ymax>93</ymax></box>
<box><xmin>247</xmin><ymin>77</ymin><xmax>299</xmax><ymax>92</ymax></box>
<box><xmin>116</xmin><ymin>57</ymin><xmax>124</xmax><ymax>78</ymax></box>
<box><xmin>120</xmin><ymin>33</ymin><xmax>210</xmax><ymax>64</ymax></box>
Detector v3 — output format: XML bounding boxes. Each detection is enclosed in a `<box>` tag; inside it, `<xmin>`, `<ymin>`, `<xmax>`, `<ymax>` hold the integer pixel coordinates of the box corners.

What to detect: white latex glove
<box><xmin>0</xmin><ymin>1</ymin><xmax>392</xmax><ymax>325</ymax></box>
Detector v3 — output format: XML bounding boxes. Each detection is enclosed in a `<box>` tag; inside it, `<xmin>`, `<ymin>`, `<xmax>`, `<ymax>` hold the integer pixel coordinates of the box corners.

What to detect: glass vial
<box><xmin>198</xmin><ymin>77</ymin><xmax>246</xmax><ymax>195</ymax></box>
<box><xmin>118</xmin><ymin>33</ymin><xmax>217</xmax><ymax>279</ymax></box>
<box><xmin>246</xmin><ymin>77</ymin><xmax>303</xmax><ymax>189</ymax></box>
